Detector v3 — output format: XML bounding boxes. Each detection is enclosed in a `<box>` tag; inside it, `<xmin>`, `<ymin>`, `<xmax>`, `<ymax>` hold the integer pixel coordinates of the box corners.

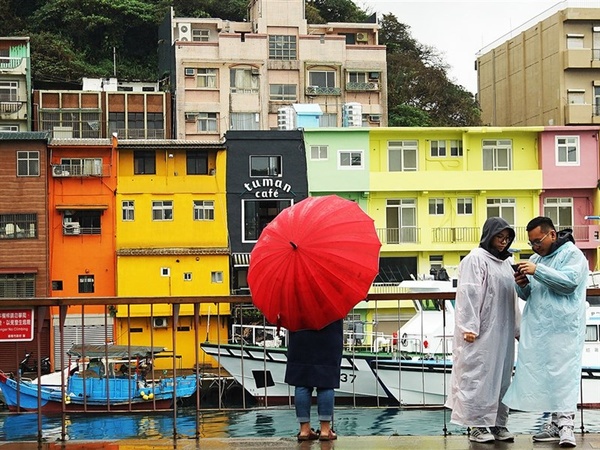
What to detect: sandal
<box><xmin>297</xmin><ymin>429</ymin><xmax>319</xmax><ymax>441</ymax></box>
<box><xmin>319</xmin><ymin>430</ymin><xmax>338</xmax><ymax>441</ymax></box>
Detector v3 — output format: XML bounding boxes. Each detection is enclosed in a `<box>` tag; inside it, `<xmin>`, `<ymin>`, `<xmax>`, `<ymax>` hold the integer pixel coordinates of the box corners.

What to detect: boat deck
<box><xmin>2</xmin><ymin>434</ymin><xmax>600</xmax><ymax>449</ymax></box>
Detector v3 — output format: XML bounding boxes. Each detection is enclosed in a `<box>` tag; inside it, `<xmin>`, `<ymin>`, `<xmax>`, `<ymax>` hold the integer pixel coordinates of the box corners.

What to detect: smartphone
<box><xmin>511</xmin><ymin>264</ymin><xmax>520</xmax><ymax>272</ymax></box>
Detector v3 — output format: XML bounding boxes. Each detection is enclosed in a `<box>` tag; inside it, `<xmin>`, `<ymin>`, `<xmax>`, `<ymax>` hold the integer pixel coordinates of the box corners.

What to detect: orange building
<box><xmin>47</xmin><ymin>137</ymin><xmax>118</xmax><ymax>366</ymax></box>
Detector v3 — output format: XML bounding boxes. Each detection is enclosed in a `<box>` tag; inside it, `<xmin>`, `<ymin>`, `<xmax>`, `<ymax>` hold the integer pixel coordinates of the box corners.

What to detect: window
<box><xmin>63</xmin><ymin>210</ymin><xmax>102</xmax><ymax>234</ymax></box>
<box><xmin>269</xmin><ymin>84</ymin><xmax>297</xmax><ymax>101</ymax></box>
<box><xmin>78</xmin><ymin>275</ymin><xmax>95</xmax><ymax>294</ymax></box>
<box><xmin>193</xmin><ymin>200</ymin><xmax>214</xmax><ymax>220</ymax></box>
<box><xmin>319</xmin><ymin>113</ymin><xmax>337</xmax><ymax>127</ymax></box>
<box><xmin>0</xmin><ymin>81</ymin><xmax>18</xmax><ymax>101</ymax></box>
<box><xmin>339</xmin><ymin>150</ymin><xmax>363</xmax><ymax>169</ymax></box>
<box><xmin>145</xmin><ymin>113</ymin><xmax>164</xmax><ymax>139</ymax></box>
<box><xmin>567</xmin><ymin>89</ymin><xmax>585</xmax><ymax>105</ymax></box>
<box><xmin>108</xmin><ymin>112</ymin><xmax>125</xmax><ymax>135</ymax></box>
<box><xmin>556</xmin><ymin>136</ymin><xmax>579</xmax><ymax>165</ymax></box>
<box><xmin>566</xmin><ymin>34</ymin><xmax>584</xmax><ymax>49</ymax></box>
<box><xmin>429</xmin><ymin>198</ymin><xmax>444</xmax><ymax>215</ymax></box>
<box><xmin>430</xmin><ymin>141</ymin><xmax>446</xmax><ymax>157</ymax></box>
<box><xmin>429</xmin><ymin>255</ymin><xmax>443</xmax><ymax>272</ymax></box>
<box><xmin>184</xmin><ymin>272</ymin><xmax>193</xmax><ymax>281</ymax></box>
<box><xmin>386</xmin><ymin>199</ymin><xmax>417</xmax><ymax>244</ymax></box>
<box><xmin>309</xmin><ymin>70</ymin><xmax>336</xmax><ymax>88</ymax></box>
<box><xmin>134</xmin><ymin>151</ymin><xmax>156</xmax><ymax>175</ymax></box>
<box><xmin>348</xmin><ymin>72</ymin><xmax>368</xmax><ymax>83</ymax></box>
<box><xmin>122</xmin><ymin>201</ymin><xmax>134</xmax><ymax>221</ymax></box>
<box><xmin>482</xmin><ymin>139</ymin><xmax>512</xmax><ymax>171</ymax></box>
<box><xmin>594</xmin><ymin>27</ymin><xmax>600</xmax><ymax>60</ymax></box>
<box><xmin>0</xmin><ymin>274</ymin><xmax>35</xmax><ymax>297</ymax></box>
<box><xmin>486</xmin><ymin>198</ymin><xmax>515</xmax><ymax>225</ymax></box>
<box><xmin>250</xmin><ymin>155</ymin><xmax>282</xmax><ymax>177</ymax></box>
<box><xmin>198</xmin><ymin>112</ymin><xmax>218</xmax><ymax>132</ymax></box>
<box><xmin>196</xmin><ymin>68</ymin><xmax>217</xmax><ymax>88</ymax></box>
<box><xmin>230</xmin><ymin>112</ymin><xmax>259</xmax><ymax>130</ymax></box>
<box><xmin>388</xmin><ymin>141</ymin><xmax>417</xmax><ymax>171</ymax></box>
<box><xmin>230</xmin><ymin>68</ymin><xmax>258</xmax><ymax>93</ymax></box>
<box><xmin>17</xmin><ymin>151</ymin><xmax>39</xmax><ymax>176</ymax></box>
<box><xmin>40</xmin><ymin>110</ymin><xmax>101</xmax><ymax>138</ymax></box>
<box><xmin>243</xmin><ymin>200</ymin><xmax>292</xmax><ymax>242</ymax></box>
<box><xmin>457</xmin><ymin>198</ymin><xmax>473</xmax><ymax>215</ymax></box>
<box><xmin>152</xmin><ymin>201</ymin><xmax>173</xmax><ymax>221</ymax></box>
<box><xmin>310</xmin><ymin>145</ymin><xmax>328</xmax><ymax>160</ymax></box>
<box><xmin>544</xmin><ymin>198</ymin><xmax>573</xmax><ymax>228</ymax></box>
<box><xmin>0</xmin><ymin>124</ymin><xmax>19</xmax><ymax>132</ymax></box>
<box><xmin>211</xmin><ymin>271</ymin><xmax>224</xmax><ymax>283</ymax></box>
<box><xmin>595</xmin><ymin>86</ymin><xmax>600</xmax><ymax>116</ymax></box>
<box><xmin>0</xmin><ymin>213</ymin><xmax>37</xmax><ymax>239</ymax></box>
<box><xmin>60</xmin><ymin>158</ymin><xmax>103</xmax><ymax>176</ymax></box>
<box><xmin>269</xmin><ymin>35</ymin><xmax>297</xmax><ymax>60</ymax></box>
<box><xmin>161</xmin><ymin>267</ymin><xmax>170</xmax><ymax>277</ymax></box>
<box><xmin>450</xmin><ymin>140</ymin><xmax>463</xmax><ymax>156</ymax></box>
<box><xmin>585</xmin><ymin>324</ymin><xmax>598</xmax><ymax>342</ymax></box>
<box><xmin>52</xmin><ymin>280</ymin><xmax>63</xmax><ymax>291</ymax></box>
<box><xmin>192</xmin><ymin>29</ymin><xmax>210</xmax><ymax>42</ymax></box>
<box><xmin>187</xmin><ymin>151</ymin><xmax>208</xmax><ymax>175</ymax></box>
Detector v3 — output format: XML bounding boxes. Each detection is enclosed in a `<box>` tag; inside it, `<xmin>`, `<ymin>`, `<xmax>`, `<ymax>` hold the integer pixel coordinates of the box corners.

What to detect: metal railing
<box><xmin>376</xmin><ymin>227</ymin><xmax>420</xmax><ymax>244</ymax></box>
<box><xmin>1</xmin><ymin>289</ymin><xmax>597</xmax><ymax>442</ymax></box>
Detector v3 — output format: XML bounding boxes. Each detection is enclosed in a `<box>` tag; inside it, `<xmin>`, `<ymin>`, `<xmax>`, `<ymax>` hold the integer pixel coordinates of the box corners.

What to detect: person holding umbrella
<box><xmin>284</xmin><ymin>319</ymin><xmax>344</xmax><ymax>441</ymax></box>
<box><xmin>444</xmin><ymin>217</ymin><xmax>520</xmax><ymax>443</ymax></box>
<box><xmin>247</xmin><ymin>195</ymin><xmax>381</xmax><ymax>442</ymax></box>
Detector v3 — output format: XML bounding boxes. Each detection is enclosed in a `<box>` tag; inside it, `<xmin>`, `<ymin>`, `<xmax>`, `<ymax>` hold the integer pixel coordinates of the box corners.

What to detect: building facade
<box><xmin>158</xmin><ymin>0</ymin><xmax>387</xmax><ymax>139</ymax></box>
<box><xmin>0</xmin><ymin>37</ymin><xmax>31</xmax><ymax>132</ymax></box>
<box><xmin>478</xmin><ymin>7</ymin><xmax>600</xmax><ymax>127</ymax></box>
<box><xmin>0</xmin><ymin>132</ymin><xmax>51</xmax><ymax>372</ymax></box>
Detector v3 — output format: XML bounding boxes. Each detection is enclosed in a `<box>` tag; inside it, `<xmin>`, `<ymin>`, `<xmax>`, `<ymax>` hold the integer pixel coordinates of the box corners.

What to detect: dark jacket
<box><xmin>284</xmin><ymin>319</ymin><xmax>343</xmax><ymax>389</ymax></box>
<box><xmin>479</xmin><ymin>216</ymin><xmax>515</xmax><ymax>261</ymax></box>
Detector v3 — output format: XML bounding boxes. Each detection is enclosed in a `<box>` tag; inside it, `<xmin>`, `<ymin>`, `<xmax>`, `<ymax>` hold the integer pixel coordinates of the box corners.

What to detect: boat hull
<box><xmin>0</xmin><ymin>371</ymin><xmax>196</xmax><ymax>413</ymax></box>
<box><xmin>200</xmin><ymin>342</ymin><xmax>395</xmax><ymax>405</ymax></box>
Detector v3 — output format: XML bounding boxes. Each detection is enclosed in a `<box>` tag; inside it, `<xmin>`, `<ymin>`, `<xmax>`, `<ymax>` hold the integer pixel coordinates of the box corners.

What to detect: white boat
<box><xmin>201</xmin><ymin>324</ymin><xmax>396</xmax><ymax>406</ymax></box>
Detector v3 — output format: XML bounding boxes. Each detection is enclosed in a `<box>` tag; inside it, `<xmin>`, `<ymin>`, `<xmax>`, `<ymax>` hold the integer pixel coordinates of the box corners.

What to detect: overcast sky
<box><xmin>359</xmin><ymin>0</ymin><xmax>593</xmax><ymax>93</ymax></box>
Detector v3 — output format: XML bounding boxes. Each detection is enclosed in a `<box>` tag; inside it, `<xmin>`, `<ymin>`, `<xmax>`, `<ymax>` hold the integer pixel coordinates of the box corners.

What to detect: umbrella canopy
<box><xmin>248</xmin><ymin>195</ymin><xmax>381</xmax><ymax>331</ymax></box>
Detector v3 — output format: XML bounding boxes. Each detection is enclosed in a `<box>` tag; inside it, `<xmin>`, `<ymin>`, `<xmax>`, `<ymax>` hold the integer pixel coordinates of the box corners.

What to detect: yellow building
<box><xmin>114</xmin><ymin>139</ymin><xmax>230</xmax><ymax>369</ymax></box>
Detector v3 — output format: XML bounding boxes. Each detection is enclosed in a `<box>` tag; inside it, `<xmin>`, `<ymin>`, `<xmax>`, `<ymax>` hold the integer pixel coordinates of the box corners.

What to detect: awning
<box><xmin>56</xmin><ymin>204</ymin><xmax>108</xmax><ymax>210</ymax></box>
<box><xmin>232</xmin><ymin>253</ymin><xmax>250</xmax><ymax>267</ymax></box>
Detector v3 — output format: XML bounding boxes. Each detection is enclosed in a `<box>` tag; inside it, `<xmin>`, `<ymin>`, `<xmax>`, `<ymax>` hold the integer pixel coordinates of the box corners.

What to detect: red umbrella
<box><xmin>248</xmin><ymin>195</ymin><xmax>381</xmax><ymax>331</ymax></box>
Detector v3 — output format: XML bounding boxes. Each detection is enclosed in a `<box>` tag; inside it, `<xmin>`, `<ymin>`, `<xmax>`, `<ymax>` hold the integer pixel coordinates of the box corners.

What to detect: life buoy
<box><xmin>400</xmin><ymin>332</ymin><xmax>408</xmax><ymax>346</ymax></box>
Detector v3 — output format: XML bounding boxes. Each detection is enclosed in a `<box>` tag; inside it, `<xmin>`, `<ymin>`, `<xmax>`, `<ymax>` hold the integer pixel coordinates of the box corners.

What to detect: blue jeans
<box><xmin>294</xmin><ymin>386</ymin><xmax>334</xmax><ymax>423</ymax></box>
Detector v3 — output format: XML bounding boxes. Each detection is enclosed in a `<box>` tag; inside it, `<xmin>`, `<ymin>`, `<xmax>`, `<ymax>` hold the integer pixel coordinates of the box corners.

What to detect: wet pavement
<box><xmin>2</xmin><ymin>434</ymin><xmax>600</xmax><ymax>449</ymax></box>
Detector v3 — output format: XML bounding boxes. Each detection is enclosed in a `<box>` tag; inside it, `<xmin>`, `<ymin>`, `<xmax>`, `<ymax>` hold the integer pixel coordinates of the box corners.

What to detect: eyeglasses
<box><xmin>528</xmin><ymin>231</ymin><xmax>552</xmax><ymax>248</ymax></box>
<box><xmin>494</xmin><ymin>234</ymin><xmax>510</xmax><ymax>243</ymax></box>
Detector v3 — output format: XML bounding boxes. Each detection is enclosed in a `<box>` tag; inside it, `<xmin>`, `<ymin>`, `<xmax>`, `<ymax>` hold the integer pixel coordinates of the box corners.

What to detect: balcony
<box><xmin>52</xmin><ymin>163</ymin><xmax>111</xmax><ymax>178</ymax></box>
<box><xmin>431</xmin><ymin>225</ymin><xmax>590</xmax><ymax>245</ymax></box>
<box><xmin>376</xmin><ymin>227</ymin><xmax>420</xmax><ymax>244</ymax></box>
<box><xmin>41</xmin><ymin>121</ymin><xmax>166</xmax><ymax>139</ymax></box>
<box><xmin>0</xmin><ymin>56</ymin><xmax>26</xmax><ymax>71</ymax></box>
<box><xmin>345</xmin><ymin>81</ymin><xmax>379</xmax><ymax>91</ymax></box>
<box><xmin>0</xmin><ymin>100</ymin><xmax>26</xmax><ymax>115</ymax></box>
<box><xmin>305</xmin><ymin>86</ymin><xmax>341</xmax><ymax>96</ymax></box>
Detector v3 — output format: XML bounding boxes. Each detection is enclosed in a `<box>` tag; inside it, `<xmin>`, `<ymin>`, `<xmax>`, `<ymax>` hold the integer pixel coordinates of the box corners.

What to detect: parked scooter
<box><xmin>19</xmin><ymin>352</ymin><xmax>51</xmax><ymax>375</ymax></box>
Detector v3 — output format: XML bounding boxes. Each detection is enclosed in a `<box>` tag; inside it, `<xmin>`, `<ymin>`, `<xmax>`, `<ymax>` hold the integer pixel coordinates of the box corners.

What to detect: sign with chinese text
<box><xmin>0</xmin><ymin>308</ymin><xmax>34</xmax><ymax>342</ymax></box>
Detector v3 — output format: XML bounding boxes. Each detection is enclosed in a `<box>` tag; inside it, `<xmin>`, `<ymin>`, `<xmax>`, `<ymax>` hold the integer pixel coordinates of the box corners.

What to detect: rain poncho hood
<box><xmin>502</xmin><ymin>234</ymin><xmax>588</xmax><ymax>412</ymax></box>
<box><xmin>445</xmin><ymin>217</ymin><xmax>520</xmax><ymax>427</ymax></box>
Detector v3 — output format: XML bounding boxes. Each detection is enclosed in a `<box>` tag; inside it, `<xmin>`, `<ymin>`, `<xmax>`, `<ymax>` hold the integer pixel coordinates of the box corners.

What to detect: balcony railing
<box><xmin>52</xmin><ymin>163</ymin><xmax>111</xmax><ymax>178</ymax></box>
<box><xmin>40</xmin><ymin>121</ymin><xmax>166</xmax><ymax>139</ymax></box>
<box><xmin>0</xmin><ymin>101</ymin><xmax>26</xmax><ymax>114</ymax></box>
<box><xmin>345</xmin><ymin>81</ymin><xmax>379</xmax><ymax>91</ymax></box>
<box><xmin>377</xmin><ymin>227</ymin><xmax>420</xmax><ymax>244</ymax></box>
<box><xmin>432</xmin><ymin>227</ymin><xmax>480</xmax><ymax>243</ymax></box>
<box><xmin>0</xmin><ymin>56</ymin><xmax>25</xmax><ymax>70</ymax></box>
<box><xmin>305</xmin><ymin>86</ymin><xmax>342</xmax><ymax>96</ymax></box>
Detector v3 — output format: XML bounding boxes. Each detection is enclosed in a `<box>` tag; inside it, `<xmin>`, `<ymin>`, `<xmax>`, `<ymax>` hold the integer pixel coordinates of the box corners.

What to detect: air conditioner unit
<box><xmin>64</xmin><ymin>222</ymin><xmax>80</xmax><ymax>235</ymax></box>
<box><xmin>368</xmin><ymin>72</ymin><xmax>380</xmax><ymax>80</ymax></box>
<box><xmin>369</xmin><ymin>115</ymin><xmax>381</xmax><ymax>123</ymax></box>
<box><xmin>177</xmin><ymin>23</ymin><xmax>192</xmax><ymax>41</ymax></box>
<box><xmin>356</xmin><ymin>32</ymin><xmax>368</xmax><ymax>42</ymax></box>
<box><xmin>251</xmin><ymin>67</ymin><xmax>260</xmax><ymax>76</ymax></box>
<box><xmin>153</xmin><ymin>317</ymin><xmax>168</xmax><ymax>328</ymax></box>
<box><xmin>343</xmin><ymin>102</ymin><xmax>362</xmax><ymax>127</ymax></box>
<box><xmin>185</xmin><ymin>112</ymin><xmax>198</xmax><ymax>122</ymax></box>
<box><xmin>52</xmin><ymin>166</ymin><xmax>70</xmax><ymax>177</ymax></box>
<box><xmin>184</xmin><ymin>68</ymin><xmax>195</xmax><ymax>77</ymax></box>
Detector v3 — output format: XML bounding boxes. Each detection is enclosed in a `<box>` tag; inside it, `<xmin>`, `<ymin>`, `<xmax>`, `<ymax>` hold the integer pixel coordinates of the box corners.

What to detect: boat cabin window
<box><xmin>585</xmin><ymin>325</ymin><xmax>598</xmax><ymax>342</ymax></box>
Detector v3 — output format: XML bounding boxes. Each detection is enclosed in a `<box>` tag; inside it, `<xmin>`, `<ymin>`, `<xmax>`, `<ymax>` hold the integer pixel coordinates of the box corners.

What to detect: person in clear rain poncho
<box><xmin>445</xmin><ymin>217</ymin><xmax>520</xmax><ymax>443</ymax></box>
<box><xmin>503</xmin><ymin>216</ymin><xmax>588</xmax><ymax>448</ymax></box>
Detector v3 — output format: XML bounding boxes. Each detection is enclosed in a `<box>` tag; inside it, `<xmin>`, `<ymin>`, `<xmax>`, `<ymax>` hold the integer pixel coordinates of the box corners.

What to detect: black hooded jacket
<box><xmin>479</xmin><ymin>217</ymin><xmax>516</xmax><ymax>261</ymax></box>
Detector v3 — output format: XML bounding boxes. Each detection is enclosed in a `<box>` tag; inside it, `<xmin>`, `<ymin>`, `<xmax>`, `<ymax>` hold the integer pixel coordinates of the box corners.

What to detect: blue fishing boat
<box><xmin>0</xmin><ymin>344</ymin><xmax>196</xmax><ymax>412</ymax></box>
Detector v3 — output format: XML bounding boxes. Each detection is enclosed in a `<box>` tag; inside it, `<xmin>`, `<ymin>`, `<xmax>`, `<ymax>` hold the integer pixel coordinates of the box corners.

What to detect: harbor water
<box><xmin>1</xmin><ymin>407</ymin><xmax>600</xmax><ymax>442</ymax></box>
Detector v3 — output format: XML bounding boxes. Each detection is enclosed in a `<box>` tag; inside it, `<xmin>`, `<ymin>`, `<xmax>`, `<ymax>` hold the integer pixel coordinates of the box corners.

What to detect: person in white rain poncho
<box><xmin>503</xmin><ymin>216</ymin><xmax>588</xmax><ymax>448</ymax></box>
<box><xmin>445</xmin><ymin>217</ymin><xmax>520</xmax><ymax>443</ymax></box>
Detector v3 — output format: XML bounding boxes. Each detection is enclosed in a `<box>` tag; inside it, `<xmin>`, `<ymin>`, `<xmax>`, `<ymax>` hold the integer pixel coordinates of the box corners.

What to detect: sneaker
<box><xmin>490</xmin><ymin>426</ymin><xmax>515</xmax><ymax>442</ymax></box>
<box><xmin>559</xmin><ymin>426</ymin><xmax>576</xmax><ymax>447</ymax></box>
<box><xmin>469</xmin><ymin>427</ymin><xmax>495</xmax><ymax>443</ymax></box>
<box><xmin>533</xmin><ymin>422</ymin><xmax>560</xmax><ymax>442</ymax></box>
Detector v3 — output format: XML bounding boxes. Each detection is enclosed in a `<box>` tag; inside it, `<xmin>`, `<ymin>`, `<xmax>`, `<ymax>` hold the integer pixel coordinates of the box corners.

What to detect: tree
<box><xmin>379</xmin><ymin>13</ymin><xmax>481</xmax><ymax>126</ymax></box>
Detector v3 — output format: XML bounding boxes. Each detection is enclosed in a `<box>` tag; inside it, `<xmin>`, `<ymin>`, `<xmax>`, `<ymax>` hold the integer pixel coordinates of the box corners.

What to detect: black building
<box><xmin>225</xmin><ymin>130</ymin><xmax>308</xmax><ymax>294</ymax></box>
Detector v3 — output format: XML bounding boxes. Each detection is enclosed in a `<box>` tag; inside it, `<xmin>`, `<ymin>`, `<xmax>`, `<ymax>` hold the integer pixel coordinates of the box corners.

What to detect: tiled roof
<box><xmin>0</xmin><ymin>131</ymin><xmax>50</xmax><ymax>141</ymax></box>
